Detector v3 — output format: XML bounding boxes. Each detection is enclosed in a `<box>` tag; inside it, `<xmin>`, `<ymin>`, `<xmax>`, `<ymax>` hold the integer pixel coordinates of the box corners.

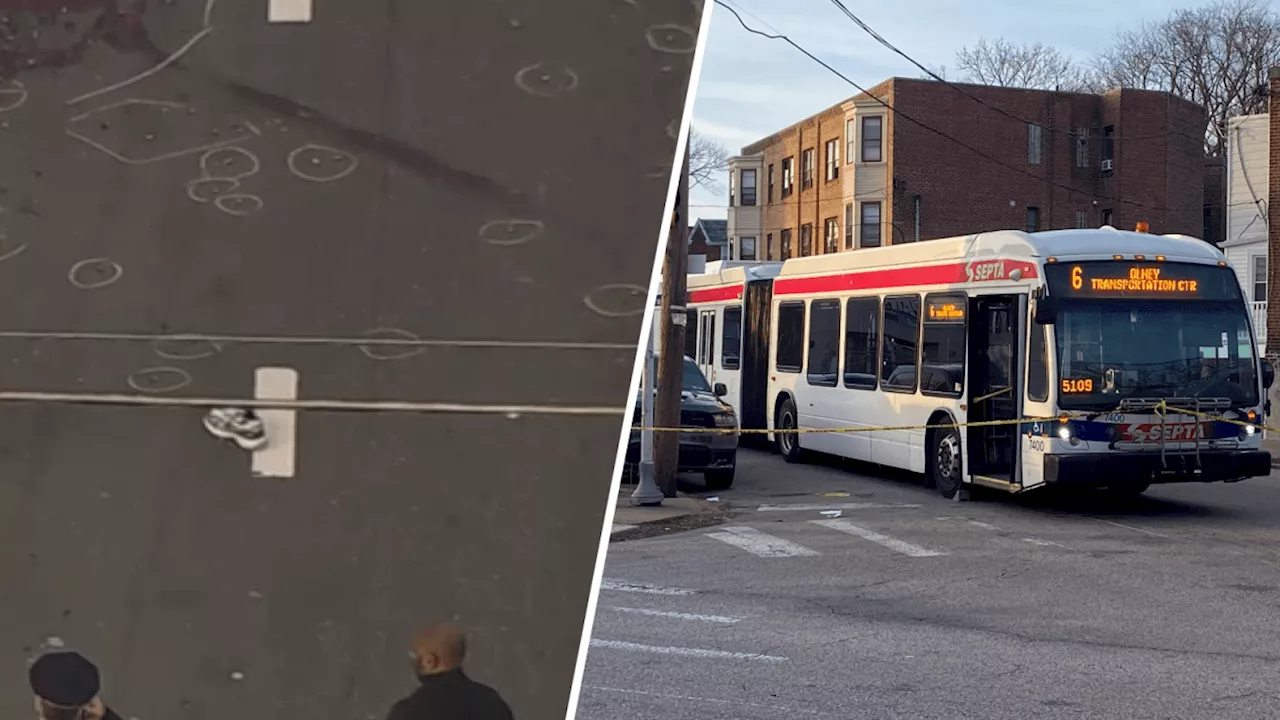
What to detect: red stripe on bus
<box><xmin>688</xmin><ymin>285</ymin><xmax>744</xmax><ymax>304</ymax></box>
<box><xmin>772</xmin><ymin>260</ymin><xmax>1039</xmax><ymax>296</ymax></box>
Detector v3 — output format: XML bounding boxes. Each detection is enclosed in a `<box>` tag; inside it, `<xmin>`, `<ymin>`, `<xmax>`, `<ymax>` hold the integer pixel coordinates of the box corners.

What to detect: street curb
<box><xmin>609</xmin><ymin>496</ymin><xmax>732</xmax><ymax>542</ymax></box>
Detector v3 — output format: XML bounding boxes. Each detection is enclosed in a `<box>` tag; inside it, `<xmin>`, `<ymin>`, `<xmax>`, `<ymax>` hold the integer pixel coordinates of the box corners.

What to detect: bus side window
<box><xmin>844</xmin><ymin>297</ymin><xmax>879</xmax><ymax>389</ymax></box>
<box><xmin>776</xmin><ymin>302</ymin><xmax>806</xmax><ymax>373</ymax></box>
<box><xmin>881</xmin><ymin>294</ymin><xmax>921</xmax><ymax>393</ymax></box>
<box><xmin>1027</xmin><ymin>323</ymin><xmax>1049</xmax><ymax>402</ymax></box>
<box><xmin>722</xmin><ymin>306</ymin><xmax>743</xmax><ymax>370</ymax></box>
<box><xmin>806</xmin><ymin>299</ymin><xmax>841</xmax><ymax>387</ymax></box>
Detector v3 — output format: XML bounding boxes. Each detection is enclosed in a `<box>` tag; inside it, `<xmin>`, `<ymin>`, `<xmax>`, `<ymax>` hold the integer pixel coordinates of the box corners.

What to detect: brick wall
<box><xmin>742</xmin><ymin>77</ymin><xmax>1206</xmax><ymax>253</ymax></box>
<box><xmin>1266</xmin><ymin>68</ymin><xmax>1280</xmax><ymax>359</ymax></box>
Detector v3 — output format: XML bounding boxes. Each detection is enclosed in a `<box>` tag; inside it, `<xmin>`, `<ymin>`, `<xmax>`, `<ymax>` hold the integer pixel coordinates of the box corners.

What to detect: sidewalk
<box><xmin>609</xmin><ymin>487</ymin><xmax>728</xmax><ymax>540</ymax></box>
<box><xmin>1264</xmin><ymin>435</ymin><xmax>1280</xmax><ymax>468</ymax></box>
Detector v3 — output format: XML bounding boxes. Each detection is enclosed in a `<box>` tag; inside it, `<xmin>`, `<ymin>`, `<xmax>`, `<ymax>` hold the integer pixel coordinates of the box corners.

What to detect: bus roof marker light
<box><xmin>1046</xmin><ymin>257</ymin><xmax>1058</xmax><ymax>263</ymax></box>
<box><xmin>1112</xmin><ymin>255</ymin><xmax>1124</xmax><ymax>260</ymax></box>
<box><xmin>1136</xmin><ymin>221</ymin><xmax>1149</xmax><ymax>233</ymax></box>
<box><xmin>1155</xmin><ymin>255</ymin><xmax>1165</xmax><ymax>261</ymax></box>
<box><xmin>1135</xmin><ymin>255</ymin><xmax>1145</xmax><ymax>260</ymax></box>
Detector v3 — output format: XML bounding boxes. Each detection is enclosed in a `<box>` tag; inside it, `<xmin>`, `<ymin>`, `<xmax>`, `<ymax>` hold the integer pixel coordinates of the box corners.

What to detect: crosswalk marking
<box><xmin>810</xmin><ymin>519</ymin><xmax>944</xmax><ymax>557</ymax></box>
<box><xmin>705</xmin><ymin>526</ymin><xmax>820</xmax><ymax>557</ymax></box>
<box><xmin>600</xmin><ymin>579</ymin><xmax>696</xmax><ymax>596</ymax></box>
<box><xmin>590</xmin><ymin>639</ymin><xmax>788</xmax><ymax>662</ymax></box>
<box><xmin>606</xmin><ymin>606</ymin><xmax>742</xmax><ymax>624</ymax></box>
<box><xmin>756</xmin><ymin>502</ymin><xmax>921</xmax><ymax>512</ymax></box>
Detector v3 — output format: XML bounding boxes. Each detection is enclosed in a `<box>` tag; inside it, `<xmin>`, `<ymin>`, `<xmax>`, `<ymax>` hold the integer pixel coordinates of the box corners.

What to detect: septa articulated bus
<box><xmin>683</xmin><ymin>227</ymin><xmax>1275</xmax><ymax>499</ymax></box>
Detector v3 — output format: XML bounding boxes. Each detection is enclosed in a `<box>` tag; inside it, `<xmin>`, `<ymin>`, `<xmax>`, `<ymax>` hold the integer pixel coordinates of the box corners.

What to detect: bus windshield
<box><xmin>1053</xmin><ymin>299</ymin><xmax>1259</xmax><ymax>410</ymax></box>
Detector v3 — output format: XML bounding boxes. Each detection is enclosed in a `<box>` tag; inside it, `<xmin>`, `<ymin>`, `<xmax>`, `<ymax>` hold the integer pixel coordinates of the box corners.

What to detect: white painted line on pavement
<box><xmin>599</xmin><ymin>579</ymin><xmax>696</xmax><ymax>596</ymax></box>
<box><xmin>966</xmin><ymin>520</ymin><xmax>1001</xmax><ymax>531</ymax></box>
<box><xmin>811</xmin><ymin>519</ymin><xmax>945</xmax><ymax>557</ymax></box>
<box><xmin>1090</xmin><ymin>518</ymin><xmax>1169</xmax><ymax>538</ymax></box>
<box><xmin>584</xmin><ymin>687</ymin><xmax>823</xmax><ymax>715</ymax></box>
<box><xmin>252</xmin><ymin>367</ymin><xmax>298</xmax><ymax>478</ymax></box>
<box><xmin>268</xmin><ymin>0</ymin><xmax>312</xmax><ymax>22</ymax></box>
<box><xmin>589</xmin><ymin>639</ymin><xmax>787</xmax><ymax>662</ymax></box>
<box><xmin>706</xmin><ymin>526</ymin><xmax>820</xmax><ymax>558</ymax></box>
<box><xmin>606</xmin><ymin>606</ymin><xmax>742</xmax><ymax>624</ymax></box>
<box><xmin>1022</xmin><ymin>538</ymin><xmax>1068</xmax><ymax>548</ymax></box>
<box><xmin>611</xmin><ymin>524</ymin><xmax>637</xmax><ymax>534</ymax></box>
<box><xmin>756</xmin><ymin>502</ymin><xmax>920</xmax><ymax>512</ymax></box>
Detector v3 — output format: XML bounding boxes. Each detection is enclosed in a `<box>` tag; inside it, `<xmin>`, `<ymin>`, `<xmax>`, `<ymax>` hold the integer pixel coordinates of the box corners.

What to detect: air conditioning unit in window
<box><xmin>1100</xmin><ymin>159</ymin><xmax>1114</xmax><ymax>172</ymax></box>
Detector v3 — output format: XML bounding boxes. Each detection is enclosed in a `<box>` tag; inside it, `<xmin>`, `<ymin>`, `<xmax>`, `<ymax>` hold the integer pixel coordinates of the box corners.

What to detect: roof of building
<box><xmin>691</xmin><ymin>219</ymin><xmax>728</xmax><ymax>246</ymax></box>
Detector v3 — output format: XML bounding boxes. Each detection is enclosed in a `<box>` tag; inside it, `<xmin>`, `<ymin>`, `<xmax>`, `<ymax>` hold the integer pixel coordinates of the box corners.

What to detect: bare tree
<box><xmin>1091</xmin><ymin>0</ymin><xmax>1280</xmax><ymax>155</ymax></box>
<box><xmin>954</xmin><ymin>38</ymin><xmax>1094</xmax><ymax>91</ymax></box>
<box><xmin>688</xmin><ymin>127</ymin><xmax>730</xmax><ymax>193</ymax></box>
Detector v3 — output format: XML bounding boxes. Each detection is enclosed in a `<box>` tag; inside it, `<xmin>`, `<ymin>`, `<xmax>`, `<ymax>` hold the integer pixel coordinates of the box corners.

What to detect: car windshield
<box><xmin>682</xmin><ymin>359</ymin><xmax>711</xmax><ymax>392</ymax></box>
<box><xmin>1053</xmin><ymin>299</ymin><xmax>1259</xmax><ymax>410</ymax></box>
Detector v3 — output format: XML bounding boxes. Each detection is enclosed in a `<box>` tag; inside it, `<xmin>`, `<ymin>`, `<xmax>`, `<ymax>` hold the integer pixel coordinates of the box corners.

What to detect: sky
<box><xmin>688</xmin><ymin>0</ymin><xmax>1202</xmax><ymax>222</ymax></box>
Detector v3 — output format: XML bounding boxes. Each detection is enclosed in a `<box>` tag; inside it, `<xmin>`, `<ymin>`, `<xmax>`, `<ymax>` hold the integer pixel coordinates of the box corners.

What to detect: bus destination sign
<box><xmin>1044</xmin><ymin>261</ymin><xmax>1240</xmax><ymax>301</ymax></box>
<box><xmin>926</xmin><ymin>301</ymin><xmax>965</xmax><ymax>322</ymax></box>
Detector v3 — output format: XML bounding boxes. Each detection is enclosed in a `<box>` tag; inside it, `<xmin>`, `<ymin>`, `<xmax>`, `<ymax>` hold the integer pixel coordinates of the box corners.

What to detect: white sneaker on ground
<box><xmin>203</xmin><ymin>408</ymin><xmax>268</xmax><ymax>451</ymax></box>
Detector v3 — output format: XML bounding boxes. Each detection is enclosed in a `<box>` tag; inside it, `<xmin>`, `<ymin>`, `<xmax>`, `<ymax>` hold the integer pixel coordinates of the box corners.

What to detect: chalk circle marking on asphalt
<box><xmin>68</xmin><ymin>258</ymin><xmax>123</xmax><ymax>290</ymax></box>
<box><xmin>199</xmin><ymin>146</ymin><xmax>261</xmax><ymax>181</ymax></box>
<box><xmin>514</xmin><ymin>62</ymin><xmax>579</xmax><ymax>98</ymax></box>
<box><xmin>215</xmin><ymin>193</ymin><xmax>264</xmax><ymax>216</ymax></box>
<box><xmin>128</xmin><ymin>366</ymin><xmax>194</xmax><ymax>394</ymax></box>
<box><xmin>287</xmin><ymin>144</ymin><xmax>359</xmax><ymax>183</ymax></box>
<box><xmin>153</xmin><ymin>335</ymin><xmax>225</xmax><ymax>361</ymax></box>
<box><xmin>186</xmin><ymin>177</ymin><xmax>240</xmax><ymax>204</ymax></box>
<box><xmin>359</xmin><ymin>328</ymin><xmax>427</xmax><ymax>360</ymax></box>
<box><xmin>585</xmin><ymin>284</ymin><xmax>648</xmax><ymax>318</ymax></box>
<box><xmin>0</xmin><ymin>79</ymin><xmax>27</xmax><ymax>113</ymax></box>
<box><xmin>479</xmin><ymin>219</ymin><xmax>544</xmax><ymax>246</ymax></box>
<box><xmin>645</xmin><ymin>24</ymin><xmax>697</xmax><ymax>54</ymax></box>
<box><xmin>0</xmin><ymin>236</ymin><xmax>28</xmax><ymax>264</ymax></box>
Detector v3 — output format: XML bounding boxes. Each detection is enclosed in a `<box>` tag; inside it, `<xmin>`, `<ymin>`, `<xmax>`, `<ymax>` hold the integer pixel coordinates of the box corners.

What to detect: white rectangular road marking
<box><xmin>611</xmin><ymin>524</ymin><xmax>637</xmax><ymax>534</ymax></box>
<box><xmin>599</xmin><ymin>579</ymin><xmax>696</xmax><ymax>596</ymax></box>
<box><xmin>606</xmin><ymin>607</ymin><xmax>742</xmax><ymax>624</ymax></box>
<box><xmin>251</xmin><ymin>367</ymin><xmax>298</xmax><ymax>478</ymax></box>
<box><xmin>811</xmin><ymin>519</ymin><xmax>945</xmax><ymax>557</ymax></box>
<box><xmin>705</xmin><ymin>526</ymin><xmax>820</xmax><ymax>558</ymax></box>
<box><xmin>590</xmin><ymin>639</ymin><xmax>787</xmax><ymax>662</ymax></box>
<box><xmin>757</xmin><ymin>502</ymin><xmax>920</xmax><ymax>512</ymax></box>
<box><xmin>268</xmin><ymin>0</ymin><xmax>313</xmax><ymax>22</ymax></box>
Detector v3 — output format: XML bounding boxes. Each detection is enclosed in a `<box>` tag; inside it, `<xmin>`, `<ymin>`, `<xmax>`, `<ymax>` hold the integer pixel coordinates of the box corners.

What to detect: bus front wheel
<box><xmin>930</xmin><ymin>425</ymin><xmax>963</xmax><ymax>499</ymax></box>
<box><xmin>777</xmin><ymin>398</ymin><xmax>802</xmax><ymax>463</ymax></box>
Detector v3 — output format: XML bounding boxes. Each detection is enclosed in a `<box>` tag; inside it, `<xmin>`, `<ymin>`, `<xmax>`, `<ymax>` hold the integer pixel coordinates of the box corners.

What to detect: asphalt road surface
<box><xmin>584</xmin><ymin>448</ymin><xmax>1280</xmax><ymax>720</ymax></box>
<box><xmin>0</xmin><ymin>2</ymin><xmax>702</xmax><ymax>719</ymax></box>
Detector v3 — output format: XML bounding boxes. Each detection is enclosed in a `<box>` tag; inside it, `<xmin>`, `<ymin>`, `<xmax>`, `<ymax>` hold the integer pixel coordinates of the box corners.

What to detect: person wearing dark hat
<box><xmin>29</xmin><ymin>651</ymin><xmax>123</xmax><ymax>720</ymax></box>
<box><xmin>386</xmin><ymin>623</ymin><xmax>513</xmax><ymax>720</ymax></box>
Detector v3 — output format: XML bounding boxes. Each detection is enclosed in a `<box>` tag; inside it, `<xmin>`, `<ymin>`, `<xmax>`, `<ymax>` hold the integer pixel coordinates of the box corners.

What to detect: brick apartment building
<box><xmin>723</xmin><ymin>77</ymin><xmax>1206</xmax><ymax>261</ymax></box>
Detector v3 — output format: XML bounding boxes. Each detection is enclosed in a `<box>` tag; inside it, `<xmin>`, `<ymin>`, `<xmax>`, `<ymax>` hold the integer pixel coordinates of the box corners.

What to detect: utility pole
<box><xmin>654</xmin><ymin>139</ymin><xmax>690</xmax><ymax>497</ymax></box>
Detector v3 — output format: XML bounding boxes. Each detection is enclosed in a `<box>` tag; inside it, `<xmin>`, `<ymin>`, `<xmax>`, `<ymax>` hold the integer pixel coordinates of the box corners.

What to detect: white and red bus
<box><xmin>684</xmin><ymin>227</ymin><xmax>1274</xmax><ymax>498</ymax></box>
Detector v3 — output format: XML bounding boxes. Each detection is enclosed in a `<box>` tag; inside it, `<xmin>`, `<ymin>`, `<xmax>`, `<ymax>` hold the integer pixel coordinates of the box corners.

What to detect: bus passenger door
<box><xmin>1020</xmin><ymin>303</ymin><xmax>1052</xmax><ymax>491</ymax></box>
<box><xmin>966</xmin><ymin>295</ymin><xmax>1023</xmax><ymax>489</ymax></box>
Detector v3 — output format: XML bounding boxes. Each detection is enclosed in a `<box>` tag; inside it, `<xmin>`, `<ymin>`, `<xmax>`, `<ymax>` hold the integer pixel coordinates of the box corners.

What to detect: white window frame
<box><xmin>740</xmin><ymin>236</ymin><xmax>757</xmax><ymax>261</ymax></box>
<box><xmin>825</xmin><ymin>138</ymin><xmax>839</xmax><ymax>181</ymax></box>
<box><xmin>1075</xmin><ymin>127</ymin><xmax>1089</xmax><ymax>168</ymax></box>
<box><xmin>846</xmin><ymin>119</ymin><xmax>856</xmax><ymax>164</ymax></box>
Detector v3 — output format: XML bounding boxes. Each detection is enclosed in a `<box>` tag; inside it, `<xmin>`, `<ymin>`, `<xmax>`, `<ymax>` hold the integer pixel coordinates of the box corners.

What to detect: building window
<box><xmin>741</xmin><ymin>169</ymin><xmax>757</xmax><ymax>206</ymax></box>
<box><xmin>846</xmin><ymin>118</ymin><xmax>856</xmax><ymax>163</ymax></box>
<box><xmin>801</xmin><ymin>148</ymin><xmax>815</xmax><ymax>189</ymax></box>
<box><xmin>800</xmin><ymin>223</ymin><xmax>813</xmax><ymax>256</ymax></box>
<box><xmin>912</xmin><ymin>195</ymin><xmax>921</xmax><ymax>242</ymax></box>
<box><xmin>1102</xmin><ymin>208</ymin><xmax>1113</xmax><ymax>226</ymax></box>
<box><xmin>766</xmin><ymin>233</ymin><xmax>773</xmax><ymax>260</ymax></box>
<box><xmin>728</xmin><ymin>238</ymin><xmax>736</xmax><ymax>259</ymax></box>
<box><xmin>1075</xmin><ymin>210</ymin><xmax>1088</xmax><ymax>229</ymax></box>
<box><xmin>823</xmin><ymin>217</ymin><xmax>838</xmax><ymax>253</ymax></box>
<box><xmin>844</xmin><ymin>203</ymin><xmax>854</xmax><ymax>249</ymax></box>
<box><xmin>1027</xmin><ymin>123</ymin><xmax>1042</xmax><ymax>165</ymax></box>
<box><xmin>921</xmin><ymin>292</ymin><xmax>965</xmax><ymax>397</ymax></box>
<box><xmin>862</xmin><ymin>116</ymin><xmax>883</xmax><ymax>163</ymax></box>
<box><xmin>1026</xmin><ymin>206</ymin><xmax>1041</xmax><ymax>233</ymax></box>
<box><xmin>741</xmin><ymin>236</ymin><xmax>757</xmax><ymax>261</ymax></box>
<box><xmin>727</xmin><ymin>172</ymin><xmax>734</xmax><ymax>208</ymax></box>
<box><xmin>1074</xmin><ymin>127</ymin><xmax>1088</xmax><ymax>168</ymax></box>
<box><xmin>860</xmin><ymin>201</ymin><xmax>882</xmax><ymax>247</ymax></box>
<box><xmin>825</xmin><ymin>138</ymin><xmax>840</xmax><ymax>181</ymax></box>
<box><xmin>1102</xmin><ymin>126</ymin><xmax>1114</xmax><ymax>174</ymax></box>
<box><xmin>881</xmin><ymin>294</ymin><xmax>920</xmax><ymax>392</ymax></box>
<box><xmin>844</xmin><ymin>297</ymin><xmax>879</xmax><ymax>389</ymax></box>
<box><xmin>780</xmin><ymin>228</ymin><xmax>792</xmax><ymax>260</ymax></box>
<box><xmin>722</xmin><ymin>305</ymin><xmax>742</xmax><ymax>370</ymax></box>
<box><xmin>1253</xmin><ymin>255</ymin><xmax>1267</xmax><ymax>303</ymax></box>
<box><xmin>776</xmin><ymin>302</ymin><xmax>805</xmax><ymax>373</ymax></box>
<box><xmin>767</xmin><ymin>164</ymin><xmax>774</xmax><ymax>203</ymax></box>
<box><xmin>806</xmin><ymin>299</ymin><xmax>841</xmax><ymax>387</ymax></box>
<box><xmin>781</xmin><ymin>158</ymin><xmax>793</xmax><ymax>197</ymax></box>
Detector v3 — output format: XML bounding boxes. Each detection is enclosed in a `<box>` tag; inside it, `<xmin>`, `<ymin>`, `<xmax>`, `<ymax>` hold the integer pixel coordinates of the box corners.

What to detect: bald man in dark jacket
<box><xmin>387</xmin><ymin>624</ymin><xmax>514</xmax><ymax>720</ymax></box>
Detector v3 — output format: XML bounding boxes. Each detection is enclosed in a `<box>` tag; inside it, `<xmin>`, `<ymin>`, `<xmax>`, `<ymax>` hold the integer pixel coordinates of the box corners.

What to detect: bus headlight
<box><xmin>1056</xmin><ymin>421</ymin><xmax>1081</xmax><ymax>446</ymax></box>
<box><xmin>1242</xmin><ymin>424</ymin><xmax>1257</xmax><ymax>437</ymax></box>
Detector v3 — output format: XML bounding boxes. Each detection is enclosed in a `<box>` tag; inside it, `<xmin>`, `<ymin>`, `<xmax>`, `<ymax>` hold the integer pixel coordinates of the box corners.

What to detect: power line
<box><xmin>823</xmin><ymin>0</ymin><xmax>1207</xmax><ymax>147</ymax></box>
<box><xmin>713</xmin><ymin>0</ymin><xmax>1209</xmax><ymax>218</ymax></box>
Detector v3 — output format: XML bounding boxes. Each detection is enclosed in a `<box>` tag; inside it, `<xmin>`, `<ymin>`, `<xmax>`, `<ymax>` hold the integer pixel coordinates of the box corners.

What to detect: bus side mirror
<box><xmin>1033</xmin><ymin>297</ymin><xmax>1058</xmax><ymax>325</ymax></box>
<box><xmin>1263</xmin><ymin>358</ymin><xmax>1275</xmax><ymax>390</ymax></box>
<box><xmin>714</xmin><ymin>382</ymin><xmax>728</xmax><ymax>397</ymax></box>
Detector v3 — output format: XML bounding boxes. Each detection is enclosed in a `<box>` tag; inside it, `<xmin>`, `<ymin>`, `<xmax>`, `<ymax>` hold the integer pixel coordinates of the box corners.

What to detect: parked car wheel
<box><xmin>704</xmin><ymin>466</ymin><xmax>735</xmax><ymax>491</ymax></box>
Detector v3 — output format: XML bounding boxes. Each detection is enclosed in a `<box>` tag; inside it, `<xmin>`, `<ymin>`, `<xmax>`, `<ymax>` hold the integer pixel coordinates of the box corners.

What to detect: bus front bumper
<box><xmin>1044</xmin><ymin>450</ymin><xmax>1272</xmax><ymax>486</ymax></box>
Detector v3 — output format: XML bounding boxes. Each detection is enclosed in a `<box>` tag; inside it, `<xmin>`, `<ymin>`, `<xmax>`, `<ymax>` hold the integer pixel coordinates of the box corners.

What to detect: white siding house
<box><xmin>1223</xmin><ymin>113</ymin><xmax>1270</xmax><ymax>351</ymax></box>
